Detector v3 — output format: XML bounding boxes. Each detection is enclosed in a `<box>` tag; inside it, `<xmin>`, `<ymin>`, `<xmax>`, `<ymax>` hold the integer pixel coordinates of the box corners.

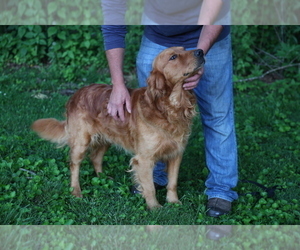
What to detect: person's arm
<box><xmin>197</xmin><ymin>0</ymin><xmax>223</xmax><ymax>25</ymax></box>
<box><xmin>183</xmin><ymin>25</ymin><xmax>223</xmax><ymax>90</ymax></box>
<box><xmin>197</xmin><ymin>25</ymin><xmax>223</xmax><ymax>54</ymax></box>
<box><xmin>106</xmin><ymin>48</ymin><xmax>132</xmax><ymax>122</ymax></box>
<box><xmin>101</xmin><ymin>25</ymin><xmax>131</xmax><ymax>122</ymax></box>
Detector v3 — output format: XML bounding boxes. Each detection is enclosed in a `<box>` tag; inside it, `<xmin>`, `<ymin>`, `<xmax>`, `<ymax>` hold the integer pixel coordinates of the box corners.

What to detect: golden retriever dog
<box><xmin>32</xmin><ymin>47</ymin><xmax>205</xmax><ymax>209</ymax></box>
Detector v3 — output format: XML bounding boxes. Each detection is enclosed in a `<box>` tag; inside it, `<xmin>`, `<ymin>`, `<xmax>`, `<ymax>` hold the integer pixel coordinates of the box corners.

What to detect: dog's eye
<box><xmin>169</xmin><ymin>54</ymin><xmax>177</xmax><ymax>61</ymax></box>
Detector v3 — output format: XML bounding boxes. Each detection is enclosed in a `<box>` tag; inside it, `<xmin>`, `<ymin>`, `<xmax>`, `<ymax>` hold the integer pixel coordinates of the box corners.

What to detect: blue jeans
<box><xmin>136</xmin><ymin>35</ymin><xmax>238</xmax><ymax>202</ymax></box>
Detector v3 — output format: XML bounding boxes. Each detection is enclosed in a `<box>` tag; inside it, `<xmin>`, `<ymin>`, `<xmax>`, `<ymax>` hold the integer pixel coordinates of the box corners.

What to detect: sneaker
<box><xmin>206</xmin><ymin>198</ymin><xmax>231</xmax><ymax>217</ymax></box>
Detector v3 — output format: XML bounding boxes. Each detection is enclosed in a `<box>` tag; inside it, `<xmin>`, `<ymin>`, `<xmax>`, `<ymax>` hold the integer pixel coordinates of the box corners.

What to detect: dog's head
<box><xmin>147</xmin><ymin>47</ymin><xmax>205</xmax><ymax>93</ymax></box>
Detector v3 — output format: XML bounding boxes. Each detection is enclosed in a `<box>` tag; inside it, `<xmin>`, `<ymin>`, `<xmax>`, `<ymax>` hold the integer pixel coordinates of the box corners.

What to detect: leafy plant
<box><xmin>1</xmin><ymin>62</ymin><xmax>300</xmax><ymax>225</ymax></box>
<box><xmin>0</xmin><ymin>25</ymin><xmax>300</xmax><ymax>225</ymax></box>
<box><xmin>232</xmin><ymin>26</ymin><xmax>300</xmax><ymax>83</ymax></box>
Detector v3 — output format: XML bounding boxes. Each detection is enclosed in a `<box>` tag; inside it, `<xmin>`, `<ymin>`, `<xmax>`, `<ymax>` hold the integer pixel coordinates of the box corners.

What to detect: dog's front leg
<box><xmin>166</xmin><ymin>154</ymin><xmax>183</xmax><ymax>204</ymax></box>
<box><xmin>131</xmin><ymin>156</ymin><xmax>162</xmax><ymax>209</ymax></box>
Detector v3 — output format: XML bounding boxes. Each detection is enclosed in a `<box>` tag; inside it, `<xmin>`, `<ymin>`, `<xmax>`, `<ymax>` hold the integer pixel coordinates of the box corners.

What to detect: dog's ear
<box><xmin>147</xmin><ymin>69</ymin><xmax>165</xmax><ymax>91</ymax></box>
<box><xmin>144</xmin><ymin>69</ymin><xmax>167</xmax><ymax>105</ymax></box>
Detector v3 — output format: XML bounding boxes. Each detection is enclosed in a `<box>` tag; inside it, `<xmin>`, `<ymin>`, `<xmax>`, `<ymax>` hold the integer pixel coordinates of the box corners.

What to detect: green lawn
<box><xmin>0</xmin><ymin>67</ymin><xmax>299</xmax><ymax>225</ymax></box>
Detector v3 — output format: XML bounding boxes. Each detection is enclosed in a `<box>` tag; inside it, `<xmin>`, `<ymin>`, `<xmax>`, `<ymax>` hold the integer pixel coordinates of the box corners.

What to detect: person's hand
<box><xmin>183</xmin><ymin>67</ymin><xmax>204</xmax><ymax>90</ymax></box>
<box><xmin>107</xmin><ymin>84</ymin><xmax>132</xmax><ymax>122</ymax></box>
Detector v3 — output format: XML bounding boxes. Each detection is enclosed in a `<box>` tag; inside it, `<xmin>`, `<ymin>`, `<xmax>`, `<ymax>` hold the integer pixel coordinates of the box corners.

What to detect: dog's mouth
<box><xmin>183</xmin><ymin>58</ymin><xmax>205</xmax><ymax>77</ymax></box>
<box><xmin>194</xmin><ymin>60</ymin><xmax>205</xmax><ymax>71</ymax></box>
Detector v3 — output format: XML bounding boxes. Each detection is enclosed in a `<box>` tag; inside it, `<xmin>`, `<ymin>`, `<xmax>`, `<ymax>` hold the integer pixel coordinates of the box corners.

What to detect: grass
<box><xmin>0</xmin><ymin>66</ymin><xmax>299</xmax><ymax>226</ymax></box>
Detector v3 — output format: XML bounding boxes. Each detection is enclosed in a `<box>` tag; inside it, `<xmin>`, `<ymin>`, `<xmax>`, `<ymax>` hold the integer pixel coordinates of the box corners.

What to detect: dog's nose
<box><xmin>194</xmin><ymin>49</ymin><xmax>204</xmax><ymax>58</ymax></box>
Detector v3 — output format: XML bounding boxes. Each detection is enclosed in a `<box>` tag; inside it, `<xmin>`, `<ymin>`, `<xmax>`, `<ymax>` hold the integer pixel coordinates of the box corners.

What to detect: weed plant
<box><xmin>0</xmin><ymin>64</ymin><xmax>299</xmax><ymax>226</ymax></box>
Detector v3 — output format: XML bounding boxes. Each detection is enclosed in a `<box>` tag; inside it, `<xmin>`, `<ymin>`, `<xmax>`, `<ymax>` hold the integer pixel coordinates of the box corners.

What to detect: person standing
<box><xmin>101</xmin><ymin>0</ymin><xmax>237</xmax><ymax>218</ymax></box>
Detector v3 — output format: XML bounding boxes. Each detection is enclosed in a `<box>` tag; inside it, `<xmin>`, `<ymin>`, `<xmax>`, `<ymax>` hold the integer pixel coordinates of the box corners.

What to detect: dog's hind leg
<box><xmin>90</xmin><ymin>143</ymin><xmax>110</xmax><ymax>176</ymax></box>
<box><xmin>69</xmin><ymin>135</ymin><xmax>91</xmax><ymax>198</ymax></box>
<box><xmin>131</xmin><ymin>156</ymin><xmax>162</xmax><ymax>209</ymax></box>
<box><xmin>166</xmin><ymin>154</ymin><xmax>183</xmax><ymax>204</ymax></box>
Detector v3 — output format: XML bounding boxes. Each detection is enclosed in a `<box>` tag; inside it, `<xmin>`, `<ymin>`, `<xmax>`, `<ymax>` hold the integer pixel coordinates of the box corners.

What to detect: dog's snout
<box><xmin>194</xmin><ymin>49</ymin><xmax>204</xmax><ymax>58</ymax></box>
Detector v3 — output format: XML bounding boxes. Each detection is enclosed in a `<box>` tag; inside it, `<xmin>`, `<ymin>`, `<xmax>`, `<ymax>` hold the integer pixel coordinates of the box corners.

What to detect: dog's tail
<box><xmin>31</xmin><ymin>118</ymin><xmax>68</xmax><ymax>147</ymax></box>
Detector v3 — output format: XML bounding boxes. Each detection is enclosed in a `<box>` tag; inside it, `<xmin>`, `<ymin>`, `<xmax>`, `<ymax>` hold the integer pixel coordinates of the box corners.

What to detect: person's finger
<box><xmin>108</xmin><ymin>103</ymin><xmax>120</xmax><ymax>121</ymax></box>
<box><xmin>198</xmin><ymin>67</ymin><xmax>204</xmax><ymax>75</ymax></box>
<box><xmin>185</xmin><ymin>73</ymin><xmax>201</xmax><ymax>83</ymax></box>
<box><xmin>117</xmin><ymin>105</ymin><xmax>125</xmax><ymax>122</ymax></box>
<box><xmin>183</xmin><ymin>78</ymin><xmax>199</xmax><ymax>89</ymax></box>
<box><xmin>107</xmin><ymin>103</ymin><xmax>112</xmax><ymax>115</ymax></box>
<box><xmin>125</xmin><ymin>97</ymin><xmax>132</xmax><ymax>114</ymax></box>
<box><xmin>110</xmin><ymin>108</ymin><xmax>118</xmax><ymax>120</ymax></box>
<box><xmin>183</xmin><ymin>82</ymin><xmax>198</xmax><ymax>90</ymax></box>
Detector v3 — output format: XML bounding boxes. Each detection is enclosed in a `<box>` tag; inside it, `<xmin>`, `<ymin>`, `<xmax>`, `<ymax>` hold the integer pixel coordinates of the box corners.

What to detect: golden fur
<box><xmin>32</xmin><ymin>47</ymin><xmax>205</xmax><ymax>209</ymax></box>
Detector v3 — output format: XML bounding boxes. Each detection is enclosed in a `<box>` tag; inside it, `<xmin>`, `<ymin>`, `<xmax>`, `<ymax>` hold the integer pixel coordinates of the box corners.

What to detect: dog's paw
<box><xmin>166</xmin><ymin>198</ymin><xmax>182</xmax><ymax>205</ymax></box>
<box><xmin>71</xmin><ymin>189</ymin><xmax>83</xmax><ymax>198</ymax></box>
<box><xmin>147</xmin><ymin>203</ymin><xmax>163</xmax><ymax>210</ymax></box>
<box><xmin>166</xmin><ymin>192</ymin><xmax>181</xmax><ymax>204</ymax></box>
